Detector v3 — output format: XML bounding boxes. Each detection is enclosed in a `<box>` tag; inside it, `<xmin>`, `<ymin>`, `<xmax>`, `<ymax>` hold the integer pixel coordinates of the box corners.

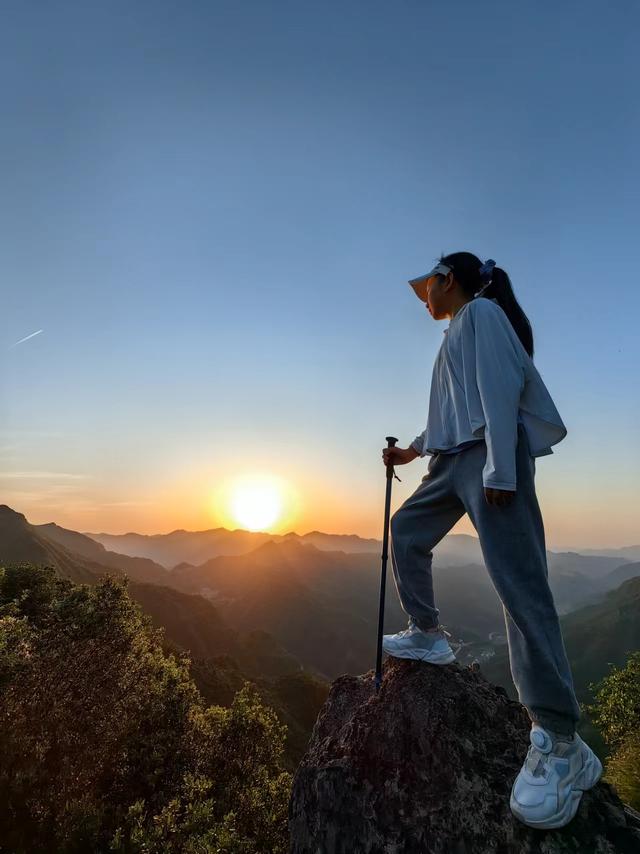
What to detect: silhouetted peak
<box><xmin>250</xmin><ymin>538</ymin><xmax>322</xmax><ymax>557</ymax></box>
<box><xmin>251</xmin><ymin>538</ymin><xmax>279</xmax><ymax>552</ymax></box>
<box><xmin>0</xmin><ymin>504</ymin><xmax>28</xmax><ymax>524</ymax></box>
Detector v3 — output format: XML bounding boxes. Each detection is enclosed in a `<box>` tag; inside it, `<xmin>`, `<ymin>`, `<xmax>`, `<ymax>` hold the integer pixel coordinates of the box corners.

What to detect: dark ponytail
<box><xmin>439</xmin><ymin>251</ymin><xmax>534</xmax><ymax>359</ymax></box>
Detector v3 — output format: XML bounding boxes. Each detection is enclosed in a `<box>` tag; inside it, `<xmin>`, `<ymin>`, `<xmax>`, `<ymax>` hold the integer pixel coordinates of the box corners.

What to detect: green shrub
<box><xmin>0</xmin><ymin>563</ymin><xmax>292</xmax><ymax>853</ymax></box>
<box><xmin>586</xmin><ymin>650</ymin><xmax>640</xmax><ymax>809</ymax></box>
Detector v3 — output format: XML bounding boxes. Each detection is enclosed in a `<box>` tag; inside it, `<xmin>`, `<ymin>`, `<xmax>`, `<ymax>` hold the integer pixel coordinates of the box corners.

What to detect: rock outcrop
<box><xmin>289</xmin><ymin>656</ymin><xmax>640</xmax><ymax>853</ymax></box>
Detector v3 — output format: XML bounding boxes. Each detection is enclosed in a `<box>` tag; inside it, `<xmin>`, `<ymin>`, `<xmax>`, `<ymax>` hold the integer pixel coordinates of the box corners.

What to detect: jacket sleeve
<box><xmin>410</xmin><ymin>429</ymin><xmax>426</xmax><ymax>456</ymax></box>
<box><xmin>468</xmin><ymin>301</ymin><xmax>525</xmax><ymax>490</ymax></box>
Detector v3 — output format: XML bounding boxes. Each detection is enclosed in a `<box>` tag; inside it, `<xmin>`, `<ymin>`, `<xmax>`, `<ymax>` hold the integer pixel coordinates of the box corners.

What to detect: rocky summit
<box><xmin>288</xmin><ymin>656</ymin><xmax>640</xmax><ymax>854</ymax></box>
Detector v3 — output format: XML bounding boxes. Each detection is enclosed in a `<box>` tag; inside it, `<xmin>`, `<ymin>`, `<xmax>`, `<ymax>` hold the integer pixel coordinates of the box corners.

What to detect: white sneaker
<box><xmin>382</xmin><ymin>618</ymin><xmax>456</xmax><ymax>665</ymax></box>
<box><xmin>510</xmin><ymin>723</ymin><xmax>603</xmax><ymax>829</ymax></box>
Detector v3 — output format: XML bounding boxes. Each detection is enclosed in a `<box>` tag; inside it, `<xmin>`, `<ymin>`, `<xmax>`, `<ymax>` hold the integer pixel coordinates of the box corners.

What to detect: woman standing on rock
<box><xmin>381</xmin><ymin>251</ymin><xmax>602</xmax><ymax>830</ymax></box>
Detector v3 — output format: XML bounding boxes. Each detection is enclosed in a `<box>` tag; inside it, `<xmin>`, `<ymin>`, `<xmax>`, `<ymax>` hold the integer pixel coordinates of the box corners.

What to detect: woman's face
<box><xmin>424</xmin><ymin>273</ymin><xmax>452</xmax><ymax>320</ymax></box>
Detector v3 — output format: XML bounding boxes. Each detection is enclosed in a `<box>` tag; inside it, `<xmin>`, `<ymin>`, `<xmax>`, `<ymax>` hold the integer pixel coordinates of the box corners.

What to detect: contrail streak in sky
<box><xmin>9</xmin><ymin>329</ymin><xmax>44</xmax><ymax>348</ymax></box>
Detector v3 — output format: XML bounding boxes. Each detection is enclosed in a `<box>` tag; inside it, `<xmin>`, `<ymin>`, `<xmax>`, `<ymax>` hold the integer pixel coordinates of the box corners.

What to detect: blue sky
<box><xmin>1</xmin><ymin>1</ymin><xmax>638</xmax><ymax>548</ymax></box>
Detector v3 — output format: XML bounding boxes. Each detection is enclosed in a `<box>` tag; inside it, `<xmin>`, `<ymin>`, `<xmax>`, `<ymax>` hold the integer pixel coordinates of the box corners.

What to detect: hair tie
<box><xmin>474</xmin><ymin>258</ymin><xmax>496</xmax><ymax>297</ymax></box>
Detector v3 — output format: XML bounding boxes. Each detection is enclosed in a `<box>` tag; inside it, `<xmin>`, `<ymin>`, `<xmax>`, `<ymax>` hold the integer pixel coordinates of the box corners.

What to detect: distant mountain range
<box><xmin>81</xmin><ymin>527</ymin><xmax>384</xmax><ymax>568</ymax></box>
<box><xmin>560</xmin><ymin>544</ymin><xmax>640</xmax><ymax>562</ymax></box>
<box><xmin>0</xmin><ymin>505</ymin><xmax>306</xmax><ymax>673</ymax></box>
<box><xmin>3</xmin><ymin>503</ymin><xmax>639</xmax><ymax>681</ymax></box>
<box><xmin>83</xmin><ymin>524</ymin><xmax>639</xmax><ymax>571</ymax></box>
<box><xmin>0</xmin><ymin>504</ymin><xmax>335</xmax><ymax>769</ymax></box>
<box><xmin>3</xmin><ymin>502</ymin><xmax>639</xmax><ymax>765</ymax></box>
<box><xmin>34</xmin><ymin>520</ymin><xmax>172</xmax><ymax>584</ymax></box>
<box><xmin>78</xmin><ymin>522</ymin><xmax>638</xmax><ymax>618</ymax></box>
<box><xmin>77</xmin><ymin>527</ymin><xmax>507</xmax><ymax>569</ymax></box>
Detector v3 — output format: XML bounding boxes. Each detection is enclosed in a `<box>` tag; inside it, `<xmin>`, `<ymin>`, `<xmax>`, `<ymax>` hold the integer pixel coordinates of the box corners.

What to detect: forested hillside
<box><xmin>0</xmin><ymin>562</ymin><xmax>293</xmax><ymax>853</ymax></box>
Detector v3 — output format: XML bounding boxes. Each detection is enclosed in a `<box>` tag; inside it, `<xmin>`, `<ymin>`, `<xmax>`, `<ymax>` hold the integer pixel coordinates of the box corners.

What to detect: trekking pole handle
<box><xmin>385</xmin><ymin>436</ymin><xmax>400</xmax><ymax>482</ymax></box>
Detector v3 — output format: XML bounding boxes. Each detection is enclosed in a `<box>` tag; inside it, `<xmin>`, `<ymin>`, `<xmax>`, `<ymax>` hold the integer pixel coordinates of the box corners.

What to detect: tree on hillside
<box><xmin>0</xmin><ymin>562</ymin><xmax>292</xmax><ymax>853</ymax></box>
<box><xmin>586</xmin><ymin>650</ymin><xmax>640</xmax><ymax>810</ymax></box>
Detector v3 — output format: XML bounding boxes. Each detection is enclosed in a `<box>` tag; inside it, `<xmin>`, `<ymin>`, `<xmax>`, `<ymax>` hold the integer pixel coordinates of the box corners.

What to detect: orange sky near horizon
<box><xmin>4</xmin><ymin>454</ymin><xmax>638</xmax><ymax>552</ymax></box>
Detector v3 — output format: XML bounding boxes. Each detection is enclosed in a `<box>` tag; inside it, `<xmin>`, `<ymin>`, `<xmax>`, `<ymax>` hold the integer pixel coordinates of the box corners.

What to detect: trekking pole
<box><xmin>375</xmin><ymin>435</ymin><xmax>401</xmax><ymax>692</ymax></box>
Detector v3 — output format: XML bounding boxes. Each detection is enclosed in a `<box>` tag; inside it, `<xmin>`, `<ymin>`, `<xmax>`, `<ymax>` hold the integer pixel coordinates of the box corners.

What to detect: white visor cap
<box><xmin>408</xmin><ymin>262</ymin><xmax>453</xmax><ymax>302</ymax></box>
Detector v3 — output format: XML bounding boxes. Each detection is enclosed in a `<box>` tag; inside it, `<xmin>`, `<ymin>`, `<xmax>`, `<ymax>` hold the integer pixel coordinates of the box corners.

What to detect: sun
<box><xmin>210</xmin><ymin>472</ymin><xmax>300</xmax><ymax>533</ymax></box>
<box><xmin>228</xmin><ymin>475</ymin><xmax>285</xmax><ymax>532</ymax></box>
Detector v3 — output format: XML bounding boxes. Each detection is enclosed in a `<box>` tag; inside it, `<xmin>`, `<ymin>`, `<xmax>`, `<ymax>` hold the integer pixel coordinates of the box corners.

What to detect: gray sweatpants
<box><xmin>389</xmin><ymin>422</ymin><xmax>581</xmax><ymax>735</ymax></box>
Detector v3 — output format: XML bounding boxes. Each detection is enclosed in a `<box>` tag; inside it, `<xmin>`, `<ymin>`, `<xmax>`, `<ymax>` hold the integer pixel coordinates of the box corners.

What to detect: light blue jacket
<box><xmin>411</xmin><ymin>297</ymin><xmax>567</xmax><ymax>491</ymax></box>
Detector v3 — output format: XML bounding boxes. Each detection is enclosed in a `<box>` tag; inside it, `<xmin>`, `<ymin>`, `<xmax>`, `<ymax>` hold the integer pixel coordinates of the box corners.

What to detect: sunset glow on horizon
<box><xmin>211</xmin><ymin>473</ymin><xmax>301</xmax><ymax>535</ymax></box>
<box><xmin>229</xmin><ymin>477</ymin><xmax>283</xmax><ymax>532</ymax></box>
